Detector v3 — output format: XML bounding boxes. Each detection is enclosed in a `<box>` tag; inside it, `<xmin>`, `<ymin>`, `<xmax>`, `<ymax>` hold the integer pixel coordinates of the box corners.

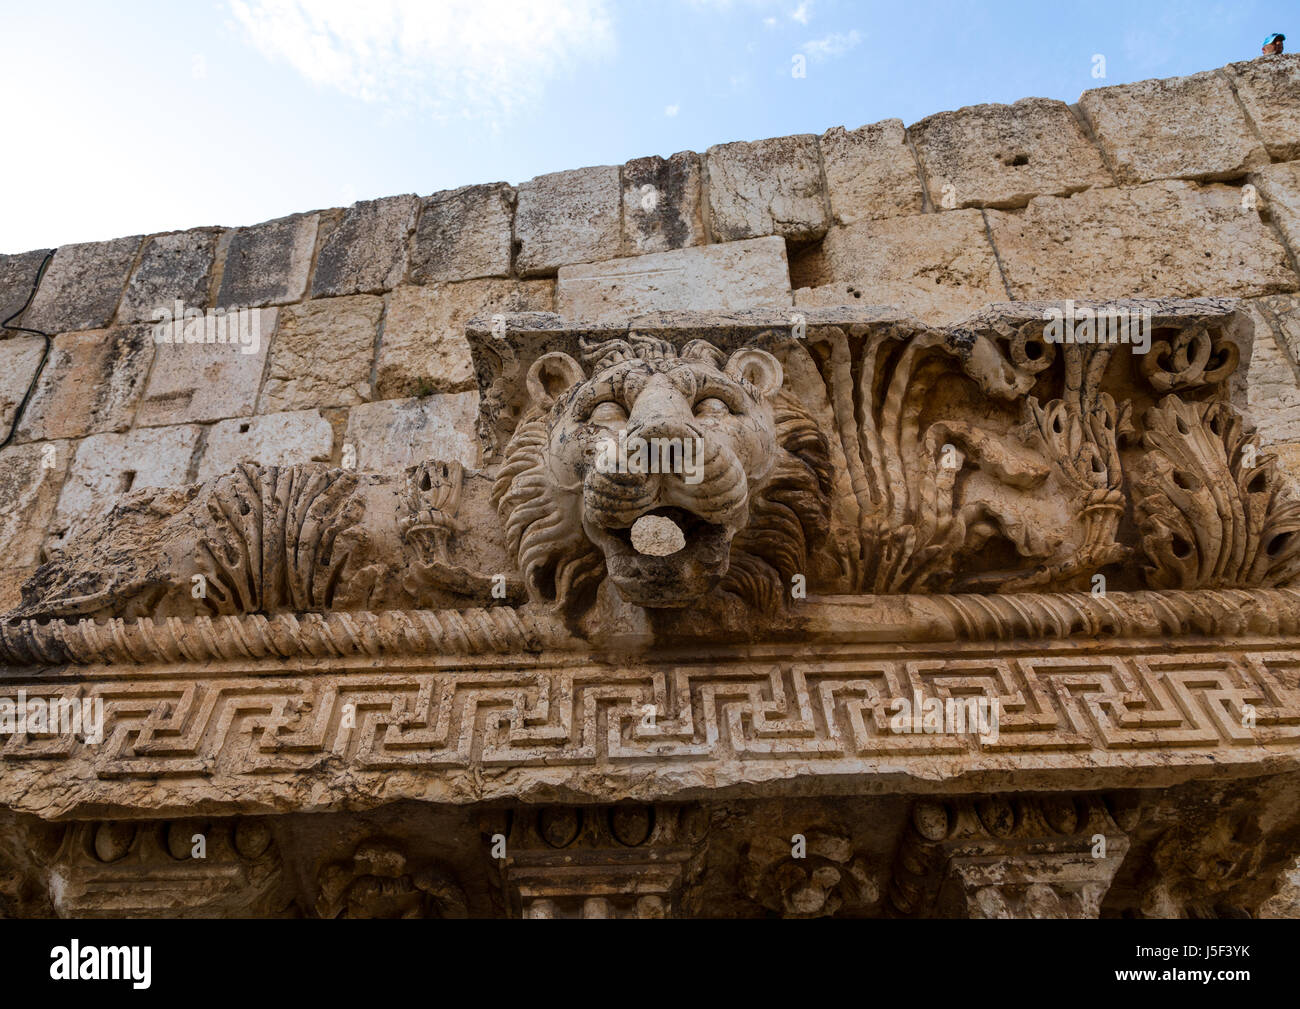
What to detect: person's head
<box><xmin>1262</xmin><ymin>32</ymin><xmax>1285</xmax><ymax>55</ymax></box>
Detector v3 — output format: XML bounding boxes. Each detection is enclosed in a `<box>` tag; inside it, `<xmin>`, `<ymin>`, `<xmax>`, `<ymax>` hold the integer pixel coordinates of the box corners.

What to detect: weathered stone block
<box><xmin>377</xmin><ymin>281</ymin><xmax>553</xmax><ymax>399</ymax></box>
<box><xmin>0</xmin><ymin>565</ymin><xmax>36</xmax><ymax>612</ymax></box>
<box><xmin>515</xmin><ymin>166</ymin><xmax>621</xmax><ymax>276</ymax></box>
<box><xmin>258</xmin><ymin>296</ymin><xmax>381</xmax><ymax>413</ymax></box>
<box><xmin>987</xmin><ymin>180</ymin><xmax>1299</xmax><ymax>300</ymax></box>
<box><xmin>910</xmin><ymin>99</ymin><xmax>1111</xmax><ymax>210</ymax></box>
<box><xmin>557</xmin><ymin>236</ymin><xmax>791</xmax><ymax>323</ymax></box>
<box><xmin>622</xmin><ymin>152</ymin><xmax>706</xmax><ymax>255</ymax></box>
<box><xmin>22</xmin><ymin>236</ymin><xmax>143</xmax><ymax>334</ymax></box>
<box><xmin>0</xmin><ymin>249</ymin><xmax>53</xmax><ymax>330</ymax></box>
<box><xmin>819</xmin><ymin>119</ymin><xmax>925</xmax><ymax>225</ymax></box>
<box><xmin>342</xmin><ymin>393</ymin><xmax>479</xmax><ymax>471</ymax></box>
<box><xmin>1079</xmin><ymin>71</ymin><xmax>1269</xmax><ymax>184</ymax></box>
<box><xmin>800</xmin><ymin>210</ymin><xmax>1007</xmax><ymax>325</ymax></box>
<box><xmin>1256</xmin><ymin>293</ymin><xmax>1300</xmax><ymax>375</ymax></box>
<box><xmin>51</xmin><ymin>426</ymin><xmax>201</xmax><ymax>541</ymax></box>
<box><xmin>217</xmin><ymin>213</ymin><xmax>318</xmax><ymax>308</ymax></box>
<box><xmin>196</xmin><ymin>410</ymin><xmax>333</xmax><ymax>482</ymax></box>
<box><xmin>1248</xmin><ymin>161</ymin><xmax>1300</xmax><ymax>261</ymax></box>
<box><xmin>705</xmin><ymin>135</ymin><xmax>829</xmax><ymax>242</ymax></box>
<box><xmin>16</xmin><ymin>326</ymin><xmax>153</xmax><ymax>442</ymax></box>
<box><xmin>117</xmin><ymin>229</ymin><xmax>222</xmax><ymax>323</ymax></box>
<box><xmin>1224</xmin><ymin>54</ymin><xmax>1300</xmax><ymax>162</ymax></box>
<box><xmin>0</xmin><ymin>441</ymin><xmax>68</xmax><ymax>567</ymax></box>
<box><xmin>311</xmin><ymin>196</ymin><xmax>418</xmax><ymax>297</ymax></box>
<box><xmin>410</xmin><ymin>184</ymin><xmax>514</xmax><ymax>284</ymax></box>
<box><xmin>1245</xmin><ymin>298</ymin><xmax>1300</xmax><ymax>446</ymax></box>
<box><xmin>135</xmin><ymin>308</ymin><xmax>277</xmax><ymax>427</ymax></box>
<box><xmin>0</xmin><ymin>336</ymin><xmax>45</xmax><ymax>442</ymax></box>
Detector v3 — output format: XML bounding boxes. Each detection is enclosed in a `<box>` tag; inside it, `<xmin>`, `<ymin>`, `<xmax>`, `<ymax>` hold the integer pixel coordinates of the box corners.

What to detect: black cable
<box><xmin>0</xmin><ymin>250</ymin><xmax>55</xmax><ymax>452</ymax></box>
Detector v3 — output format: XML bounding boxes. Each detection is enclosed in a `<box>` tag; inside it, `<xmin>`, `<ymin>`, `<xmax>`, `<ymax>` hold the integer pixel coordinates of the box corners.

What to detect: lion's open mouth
<box><xmin>603</xmin><ymin>507</ymin><xmax>724</xmax><ymax>554</ymax></box>
<box><xmin>587</xmin><ymin>505</ymin><xmax>735</xmax><ymax>607</ymax></box>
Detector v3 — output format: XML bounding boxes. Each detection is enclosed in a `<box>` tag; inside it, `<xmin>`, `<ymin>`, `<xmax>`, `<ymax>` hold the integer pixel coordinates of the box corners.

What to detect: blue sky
<box><xmin>3</xmin><ymin>0</ymin><xmax>1292</xmax><ymax>252</ymax></box>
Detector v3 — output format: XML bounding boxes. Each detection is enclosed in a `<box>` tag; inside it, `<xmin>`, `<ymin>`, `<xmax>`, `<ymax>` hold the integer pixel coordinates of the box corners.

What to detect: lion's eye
<box><xmin>694</xmin><ymin>397</ymin><xmax>731</xmax><ymax>417</ymax></box>
<box><xmin>589</xmin><ymin>401</ymin><xmax>628</xmax><ymax>426</ymax></box>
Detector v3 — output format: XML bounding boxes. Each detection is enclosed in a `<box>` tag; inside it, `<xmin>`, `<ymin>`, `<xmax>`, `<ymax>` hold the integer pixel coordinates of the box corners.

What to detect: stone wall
<box><xmin>3</xmin><ymin>52</ymin><xmax>1300</xmax><ymax>617</ymax></box>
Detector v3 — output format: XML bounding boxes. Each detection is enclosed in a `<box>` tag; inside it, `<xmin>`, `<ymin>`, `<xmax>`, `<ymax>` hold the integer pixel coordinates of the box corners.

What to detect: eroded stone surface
<box><xmin>820</xmin><ymin>119</ymin><xmax>925</xmax><ymax>225</ymax></box>
<box><xmin>23</xmin><ymin>236</ymin><xmax>143</xmax><ymax>334</ymax></box>
<box><xmin>1224</xmin><ymin>54</ymin><xmax>1300</xmax><ymax>161</ymax></box>
<box><xmin>377</xmin><ymin>281</ymin><xmax>552</xmax><ymax>399</ymax></box>
<box><xmin>136</xmin><ymin>308</ymin><xmax>276</xmax><ymax>426</ymax></box>
<box><xmin>910</xmin><ymin>98</ymin><xmax>1111</xmax><ymax>209</ymax></box>
<box><xmin>342</xmin><ymin>392</ymin><xmax>479</xmax><ymax>471</ymax></box>
<box><xmin>800</xmin><ymin>210</ymin><xmax>1007</xmax><ymax>324</ymax></box>
<box><xmin>197</xmin><ymin>410</ymin><xmax>334</xmax><ymax>482</ymax></box>
<box><xmin>117</xmin><ymin>229</ymin><xmax>222</xmax><ymax>324</ymax></box>
<box><xmin>622</xmin><ymin>152</ymin><xmax>706</xmax><ymax>255</ymax></box>
<box><xmin>16</xmin><ymin>326</ymin><xmax>153</xmax><ymax>441</ymax></box>
<box><xmin>0</xmin><ymin>336</ymin><xmax>45</xmax><ymax>442</ymax></box>
<box><xmin>1245</xmin><ymin>299</ymin><xmax>1300</xmax><ymax>445</ymax></box>
<box><xmin>217</xmin><ymin>213</ymin><xmax>318</xmax><ymax>308</ymax></box>
<box><xmin>1249</xmin><ymin>161</ymin><xmax>1300</xmax><ymax>261</ymax></box>
<box><xmin>311</xmin><ymin>196</ymin><xmax>418</xmax><ymax>297</ymax></box>
<box><xmin>49</xmin><ymin>426</ymin><xmax>202</xmax><ymax>548</ymax></box>
<box><xmin>1080</xmin><ymin>71</ymin><xmax>1268</xmax><ymax>184</ymax></box>
<box><xmin>706</xmin><ymin>135</ymin><xmax>829</xmax><ymax>242</ymax></box>
<box><xmin>987</xmin><ymin>180</ymin><xmax>1298</xmax><ymax>300</ymax></box>
<box><xmin>0</xmin><ymin>441</ymin><xmax>68</xmax><ymax>567</ymax></box>
<box><xmin>259</xmin><ymin>296</ymin><xmax>380</xmax><ymax>412</ymax></box>
<box><xmin>516</xmin><ymin>166</ymin><xmax>621</xmax><ymax>277</ymax></box>
<box><xmin>0</xmin><ymin>250</ymin><xmax>53</xmax><ymax>330</ymax></box>
<box><xmin>557</xmin><ymin>236</ymin><xmax>791</xmax><ymax>323</ymax></box>
<box><xmin>410</xmin><ymin>184</ymin><xmax>514</xmax><ymax>284</ymax></box>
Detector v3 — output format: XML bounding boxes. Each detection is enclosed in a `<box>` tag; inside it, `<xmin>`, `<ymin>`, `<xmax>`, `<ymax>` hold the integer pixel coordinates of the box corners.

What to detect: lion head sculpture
<box><xmin>491</xmin><ymin>334</ymin><xmax>833</xmax><ymax>619</ymax></box>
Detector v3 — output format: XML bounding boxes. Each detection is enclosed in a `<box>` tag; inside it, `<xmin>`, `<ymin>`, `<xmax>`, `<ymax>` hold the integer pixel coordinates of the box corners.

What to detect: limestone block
<box><xmin>557</xmin><ymin>236</ymin><xmax>791</xmax><ymax>323</ymax></box>
<box><xmin>1248</xmin><ymin>162</ymin><xmax>1300</xmax><ymax>261</ymax></box>
<box><xmin>1079</xmin><ymin>71</ymin><xmax>1268</xmax><ymax>184</ymax></box>
<box><xmin>342</xmin><ymin>393</ymin><xmax>479</xmax><ymax>472</ymax></box>
<box><xmin>986</xmin><ymin>180</ymin><xmax>1299</xmax><ymax>300</ymax></box>
<box><xmin>0</xmin><ymin>336</ymin><xmax>45</xmax><ymax>441</ymax></box>
<box><xmin>1256</xmin><ymin>293</ymin><xmax>1300</xmax><ymax>375</ymax></box>
<box><xmin>15</xmin><ymin>326</ymin><xmax>153</xmax><ymax>442</ymax></box>
<box><xmin>258</xmin><ymin>296</ymin><xmax>381</xmax><ymax>412</ymax></box>
<box><xmin>117</xmin><ymin>228</ymin><xmax>222</xmax><ymax>323</ymax></box>
<box><xmin>910</xmin><ymin>99</ymin><xmax>1111</xmax><ymax>210</ymax></box>
<box><xmin>0</xmin><ymin>249</ymin><xmax>53</xmax><ymax>329</ymax></box>
<box><xmin>410</xmin><ymin>184</ymin><xmax>514</xmax><ymax>284</ymax></box>
<box><xmin>377</xmin><ymin>281</ymin><xmax>553</xmax><ymax>399</ymax></box>
<box><xmin>311</xmin><ymin>196</ymin><xmax>418</xmax><ymax>297</ymax></box>
<box><xmin>705</xmin><ymin>135</ymin><xmax>829</xmax><ymax>242</ymax></box>
<box><xmin>1245</xmin><ymin>298</ymin><xmax>1300</xmax><ymax>446</ymax></box>
<box><xmin>515</xmin><ymin>166</ymin><xmax>621</xmax><ymax>276</ymax></box>
<box><xmin>622</xmin><ymin>152</ymin><xmax>706</xmax><ymax>255</ymax></box>
<box><xmin>196</xmin><ymin>410</ymin><xmax>334</xmax><ymax>482</ymax></box>
<box><xmin>1224</xmin><ymin>54</ymin><xmax>1300</xmax><ymax>161</ymax></box>
<box><xmin>819</xmin><ymin>119</ymin><xmax>925</xmax><ymax>225</ymax></box>
<box><xmin>800</xmin><ymin>210</ymin><xmax>1006</xmax><ymax>325</ymax></box>
<box><xmin>0</xmin><ymin>441</ymin><xmax>68</xmax><ymax>567</ymax></box>
<box><xmin>217</xmin><ymin>213</ymin><xmax>318</xmax><ymax>308</ymax></box>
<box><xmin>135</xmin><ymin>308</ymin><xmax>277</xmax><ymax>427</ymax></box>
<box><xmin>51</xmin><ymin>426</ymin><xmax>202</xmax><ymax>540</ymax></box>
<box><xmin>22</xmin><ymin>235</ymin><xmax>143</xmax><ymax>333</ymax></box>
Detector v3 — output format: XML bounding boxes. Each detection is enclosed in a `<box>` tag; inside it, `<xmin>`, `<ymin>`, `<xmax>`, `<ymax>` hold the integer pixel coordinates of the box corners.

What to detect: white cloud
<box><xmin>228</xmin><ymin>0</ymin><xmax>615</xmax><ymax>122</ymax></box>
<box><xmin>763</xmin><ymin>16</ymin><xmax>777</xmax><ymax>27</ymax></box>
<box><xmin>789</xmin><ymin>1</ymin><xmax>812</xmax><ymax>25</ymax></box>
<box><xmin>664</xmin><ymin>104</ymin><xmax>680</xmax><ymax>117</ymax></box>
<box><xmin>800</xmin><ymin>29</ymin><xmax>861</xmax><ymax>61</ymax></box>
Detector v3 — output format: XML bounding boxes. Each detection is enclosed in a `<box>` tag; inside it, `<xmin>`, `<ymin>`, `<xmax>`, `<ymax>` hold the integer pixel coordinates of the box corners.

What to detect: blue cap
<box><xmin>1263</xmin><ymin>33</ymin><xmax>1285</xmax><ymax>44</ymax></box>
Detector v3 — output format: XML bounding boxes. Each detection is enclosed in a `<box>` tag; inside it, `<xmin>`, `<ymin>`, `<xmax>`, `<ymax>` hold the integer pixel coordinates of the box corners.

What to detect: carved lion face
<box><xmin>494</xmin><ymin>336</ymin><xmax>830</xmax><ymax>614</ymax></box>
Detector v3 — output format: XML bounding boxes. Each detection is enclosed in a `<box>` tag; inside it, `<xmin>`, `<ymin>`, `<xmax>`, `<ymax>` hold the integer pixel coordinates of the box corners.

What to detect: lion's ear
<box><xmin>724</xmin><ymin>348</ymin><xmax>783</xmax><ymax>399</ymax></box>
<box><xmin>526</xmin><ymin>352</ymin><xmax>586</xmax><ymax>406</ymax></box>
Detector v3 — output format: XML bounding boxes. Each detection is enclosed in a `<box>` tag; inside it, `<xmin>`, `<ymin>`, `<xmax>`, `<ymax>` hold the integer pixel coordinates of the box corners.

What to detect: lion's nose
<box><xmin>625</xmin><ymin>378</ymin><xmax>695</xmax><ymax>444</ymax></box>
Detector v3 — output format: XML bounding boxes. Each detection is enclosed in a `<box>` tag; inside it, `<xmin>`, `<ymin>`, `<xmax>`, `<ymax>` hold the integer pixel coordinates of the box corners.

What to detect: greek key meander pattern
<box><xmin>4</xmin><ymin>647</ymin><xmax>1299</xmax><ymax>776</ymax></box>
